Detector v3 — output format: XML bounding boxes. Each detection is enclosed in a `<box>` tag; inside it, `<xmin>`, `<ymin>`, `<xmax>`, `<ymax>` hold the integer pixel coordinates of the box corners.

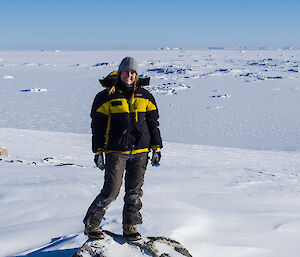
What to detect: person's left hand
<box><xmin>151</xmin><ymin>150</ymin><xmax>161</xmax><ymax>167</ymax></box>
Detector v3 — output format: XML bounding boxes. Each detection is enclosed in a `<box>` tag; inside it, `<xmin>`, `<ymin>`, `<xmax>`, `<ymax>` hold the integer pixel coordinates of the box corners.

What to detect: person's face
<box><xmin>120</xmin><ymin>70</ymin><xmax>136</xmax><ymax>85</ymax></box>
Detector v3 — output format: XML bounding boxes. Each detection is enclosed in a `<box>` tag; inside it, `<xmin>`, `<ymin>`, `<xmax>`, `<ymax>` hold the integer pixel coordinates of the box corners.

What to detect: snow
<box><xmin>1</xmin><ymin>50</ymin><xmax>300</xmax><ymax>257</ymax></box>
<box><xmin>1</xmin><ymin>75</ymin><xmax>14</xmax><ymax>79</ymax></box>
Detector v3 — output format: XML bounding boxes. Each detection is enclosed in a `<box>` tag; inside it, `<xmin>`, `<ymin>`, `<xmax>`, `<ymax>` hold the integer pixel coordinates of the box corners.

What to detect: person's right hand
<box><xmin>94</xmin><ymin>152</ymin><xmax>105</xmax><ymax>170</ymax></box>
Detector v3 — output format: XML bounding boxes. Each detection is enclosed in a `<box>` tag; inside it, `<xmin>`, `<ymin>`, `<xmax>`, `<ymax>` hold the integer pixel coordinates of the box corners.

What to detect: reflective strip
<box><xmin>150</xmin><ymin>145</ymin><xmax>160</xmax><ymax>151</ymax></box>
<box><xmin>105</xmin><ymin>115</ymin><xmax>111</xmax><ymax>148</ymax></box>
<box><xmin>135</xmin><ymin>109</ymin><xmax>138</xmax><ymax>122</ymax></box>
<box><xmin>106</xmin><ymin>148</ymin><xmax>150</xmax><ymax>155</ymax></box>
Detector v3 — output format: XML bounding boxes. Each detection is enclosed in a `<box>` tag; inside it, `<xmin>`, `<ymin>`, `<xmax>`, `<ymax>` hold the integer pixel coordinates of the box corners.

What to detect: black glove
<box><xmin>151</xmin><ymin>150</ymin><xmax>161</xmax><ymax>167</ymax></box>
<box><xmin>94</xmin><ymin>152</ymin><xmax>105</xmax><ymax>170</ymax></box>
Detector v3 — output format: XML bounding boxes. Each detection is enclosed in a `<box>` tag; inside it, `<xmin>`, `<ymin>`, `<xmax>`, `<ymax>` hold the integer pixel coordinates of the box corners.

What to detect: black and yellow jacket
<box><xmin>91</xmin><ymin>72</ymin><xmax>162</xmax><ymax>154</ymax></box>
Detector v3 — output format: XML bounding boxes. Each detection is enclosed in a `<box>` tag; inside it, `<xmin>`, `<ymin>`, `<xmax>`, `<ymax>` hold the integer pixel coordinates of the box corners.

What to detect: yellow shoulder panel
<box><xmin>133</xmin><ymin>98</ymin><xmax>157</xmax><ymax>112</ymax></box>
<box><xmin>146</xmin><ymin>100</ymin><xmax>157</xmax><ymax>111</ymax></box>
<box><xmin>133</xmin><ymin>98</ymin><xmax>149</xmax><ymax>112</ymax></box>
<box><xmin>109</xmin><ymin>70</ymin><xmax>118</xmax><ymax>76</ymax></box>
<box><xmin>110</xmin><ymin>98</ymin><xmax>130</xmax><ymax>113</ymax></box>
<box><xmin>96</xmin><ymin>101</ymin><xmax>110</xmax><ymax>116</ymax></box>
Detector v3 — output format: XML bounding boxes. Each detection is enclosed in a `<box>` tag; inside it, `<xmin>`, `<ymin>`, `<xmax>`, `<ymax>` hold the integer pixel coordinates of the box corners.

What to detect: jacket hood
<box><xmin>99</xmin><ymin>70</ymin><xmax>150</xmax><ymax>88</ymax></box>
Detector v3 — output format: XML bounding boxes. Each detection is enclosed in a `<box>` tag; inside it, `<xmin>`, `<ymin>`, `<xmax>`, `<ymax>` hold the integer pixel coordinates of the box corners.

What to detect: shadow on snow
<box><xmin>15</xmin><ymin>235</ymin><xmax>79</xmax><ymax>257</ymax></box>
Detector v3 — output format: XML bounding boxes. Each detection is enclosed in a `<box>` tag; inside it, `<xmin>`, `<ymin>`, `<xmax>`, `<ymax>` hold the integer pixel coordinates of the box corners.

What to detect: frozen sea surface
<box><xmin>1</xmin><ymin>49</ymin><xmax>300</xmax><ymax>150</ymax></box>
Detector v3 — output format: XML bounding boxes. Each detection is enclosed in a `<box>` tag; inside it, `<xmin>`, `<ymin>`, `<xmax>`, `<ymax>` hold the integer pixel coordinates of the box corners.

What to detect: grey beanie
<box><xmin>118</xmin><ymin>57</ymin><xmax>138</xmax><ymax>74</ymax></box>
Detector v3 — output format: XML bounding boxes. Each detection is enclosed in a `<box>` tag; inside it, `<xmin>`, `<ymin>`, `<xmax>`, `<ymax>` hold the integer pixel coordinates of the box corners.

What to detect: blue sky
<box><xmin>1</xmin><ymin>0</ymin><xmax>299</xmax><ymax>50</ymax></box>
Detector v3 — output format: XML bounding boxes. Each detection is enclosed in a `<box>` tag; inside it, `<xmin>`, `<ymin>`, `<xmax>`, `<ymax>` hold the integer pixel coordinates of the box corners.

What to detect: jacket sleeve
<box><xmin>146</xmin><ymin>93</ymin><xmax>163</xmax><ymax>150</ymax></box>
<box><xmin>91</xmin><ymin>91</ymin><xmax>109</xmax><ymax>153</ymax></box>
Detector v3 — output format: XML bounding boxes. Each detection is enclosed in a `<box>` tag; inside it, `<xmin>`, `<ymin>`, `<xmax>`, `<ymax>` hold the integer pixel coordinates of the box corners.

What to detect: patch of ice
<box><xmin>23</xmin><ymin>63</ymin><xmax>39</xmax><ymax>66</ymax></box>
<box><xmin>275</xmin><ymin>221</ymin><xmax>300</xmax><ymax>234</ymax></box>
<box><xmin>1</xmin><ymin>75</ymin><xmax>14</xmax><ymax>79</ymax></box>
<box><xmin>71</xmin><ymin>64</ymin><xmax>88</xmax><ymax>67</ymax></box>
<box><xmin>20</xmin><ymin>88</ymin><xmax>47</xmax><ymax>92</ymax></box>
<box><xmin>266</xmin><ymin>76</ymin><xmax>284</xmax><ymax>79</ymax></box>
<box><xmin>207</xmin><ymin>106</ymin><xmax>223</xmax><ymax>110</ymax></box>
<box><xmin>287</xmin><ymin>69</ymin><xmax>298</xmax><ymax>72</ymax></box>
<box><xmin>147</xmin><ymin>66</ymin><xmax>191</xmax><ymax>75</ymax></box>
<box><xmin>146</xmin><ymin>82</ymin><xmax>191</xmax><ymax>95</ymax></box>
<box><xmin>1</xmin><ymin>64</ymin><xmax>17</xmax><ymax>67</ymax></box>
<box><xmin>210</xmin><ymin>94</ymin><xmax>231</xmax><ymax>98</ymax></box>
<box><xmin>215</xmin><ymin>68</ymin><xmax>231</xmax><ymax>73</ymax></box>
<box><xmin>93</xmin><ymin>62</ymin><xmax>109</xmax><ymax>67</ymax></box>
<box><xmin>230</xmin><ymin>68</ymin><xmax>244</xmax><ymax>74</ymax></box>
<box><xmin>43</xmin><ymin>63</ymin><xmax>56</xmax><ymax>67</ymax></box>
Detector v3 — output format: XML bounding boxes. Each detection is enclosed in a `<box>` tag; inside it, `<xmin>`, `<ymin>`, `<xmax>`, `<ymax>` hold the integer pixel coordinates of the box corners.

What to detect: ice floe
<box><xmin>23</xmin><ymin>62</ymin><xmax>39</xmax><ymax>66</ymax></box>
<box><xmin>146</xmin><ymin>82</ymin><xmax>190</xmax><ymax>95</ymax></box>
<box><xmin>1</xmin><ymin>75</ymin><xmax>14</xmax><ymax>79</ymax></box>
<box><xmin>20</xmin><ymin>88</ymin><xmax>47</xmax><ymax>92</ymax></box>
<box><xmin>210</xmin><ymin>94</ymin><xmax>231</xmax><ymax>98</ymax></box>
<box><xmin>93</xmin><ymin>62</ymin><xmax>109</xmax><ymax>67</ymax></box>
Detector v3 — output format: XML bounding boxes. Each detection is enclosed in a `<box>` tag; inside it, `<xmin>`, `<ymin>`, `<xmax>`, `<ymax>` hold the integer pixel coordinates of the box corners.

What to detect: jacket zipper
<box><xmin>127</xmin><ymin>99</ymin><xmax>136</xmax><ymax>155</ymax></box>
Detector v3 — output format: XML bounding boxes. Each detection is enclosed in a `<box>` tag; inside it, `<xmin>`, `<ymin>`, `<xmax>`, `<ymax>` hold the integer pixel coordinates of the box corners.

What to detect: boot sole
<box><xmin>88</xmin><ymin>234</ymin><xmax>105</xmax><ymax>240</ymax></box>
<box><xmin>84</xmin><ymin>230</ymin><xmax>105</xmax><ymax>240</ymax></box>
<box><xmin>123</xmin><ymin>233</ymin><xmax>142</xmax><ymax>241</ymax></box>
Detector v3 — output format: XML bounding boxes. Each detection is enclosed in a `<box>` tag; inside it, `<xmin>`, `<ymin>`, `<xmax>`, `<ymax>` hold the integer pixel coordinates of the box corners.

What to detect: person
<box><xmin>83</xmin><ymin>57</ymin><xmax>162</xmax><ymax>241</ymax></box>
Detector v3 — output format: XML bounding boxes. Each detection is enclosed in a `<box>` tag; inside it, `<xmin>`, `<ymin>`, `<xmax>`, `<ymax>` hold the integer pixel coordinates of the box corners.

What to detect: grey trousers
<box><xmin>83</xmin><ymin>152</ymin><xmax>148</xmax><ymax>227</ymax></box>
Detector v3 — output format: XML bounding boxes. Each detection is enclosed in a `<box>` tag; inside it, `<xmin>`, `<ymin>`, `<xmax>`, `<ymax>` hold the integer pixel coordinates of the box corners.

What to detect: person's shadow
<box><xmin>13</xmin><ymin>235</ymin><xmax>79</xmax><ymax>257</ymax></box>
